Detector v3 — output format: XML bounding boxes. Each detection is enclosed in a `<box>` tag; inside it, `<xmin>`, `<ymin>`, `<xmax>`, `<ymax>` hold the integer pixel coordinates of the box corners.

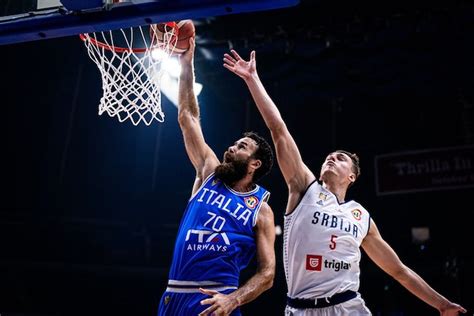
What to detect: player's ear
<box><xmin>250</xmin><ymin>159</ymin><xmax>262</xmax><ymax>171</ymax></box>
<box><xmin>348</xmin><ymin>173</ymin><xmax>356</xmax><ymax>184</ymax></box>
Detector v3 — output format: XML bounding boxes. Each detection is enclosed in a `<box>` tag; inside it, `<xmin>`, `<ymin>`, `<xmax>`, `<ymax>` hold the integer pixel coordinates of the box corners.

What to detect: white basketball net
<box><xmin>80</xmin><ymin>24</ymin><xmax>178</xmax><ymax>126</ymax></box>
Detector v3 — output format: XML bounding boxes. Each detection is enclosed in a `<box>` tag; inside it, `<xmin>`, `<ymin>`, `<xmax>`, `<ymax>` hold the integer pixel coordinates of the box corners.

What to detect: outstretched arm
<box><xmin>223</xmin><ymin>50</ymin><xmax>314</xmax><ymax>212</ymax></box>
<box><xmin>199</xmin><ymin>203</ymin><xmax>276</xmax><ymax>316</ymax></box>
<box><xmin>179</xmin><ymin>38</ymin><xmax>219</xmax><ymax>194</ymax></box>
<box><xmin>362</xmin><ymin>219</ymin><xmax>467</xmax><ymax>315</ymax></box>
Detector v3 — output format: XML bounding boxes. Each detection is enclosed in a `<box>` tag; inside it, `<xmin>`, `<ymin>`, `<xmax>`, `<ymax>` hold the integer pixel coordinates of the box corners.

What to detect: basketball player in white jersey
<box><xmin>223</xmin><ymin>50</ymin><xmax>467</xmax><ymax>316</ymax></box>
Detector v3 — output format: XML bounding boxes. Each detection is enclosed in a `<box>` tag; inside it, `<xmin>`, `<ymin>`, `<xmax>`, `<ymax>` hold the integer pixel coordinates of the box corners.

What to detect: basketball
<box><xmin>152</xmin><ymin>20</ymin><xmax>195</xmax><ymax>55</ymax></box>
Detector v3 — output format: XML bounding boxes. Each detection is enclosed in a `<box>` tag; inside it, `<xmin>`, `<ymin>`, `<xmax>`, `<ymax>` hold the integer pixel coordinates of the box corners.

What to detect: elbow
<box><xmin>390</xmin><ymin>265</ymin><xmax>411</xmax><ymax>283</ymax></box>
<box><xmin>177</xmin><ymin>111</ymin><xmax>186</xmax><ymax>126</ymax></box>
<box><xmin>268</xmin><ymin>120</ymin><xmax>286</xmax><ymax>134</ymax></box>
<box><xmin>266</xmin><ymin>276</ymin><xmax>274</xmax><ymax>290</ymax></box>
<box><xmin>177</xmin><ymin>110</ymin><xmax>192</xmax><ymax>127</ymax></box>
<box><xmin>262</xmin><ymin>268</ymin><xmax>275</xmax><ymax>291</ymax></box>
<box><xmin>178</xmin><ymin>108</ymin><xmax>199</xmax><ymax>127</ymax></box>
<box><xmin>177</xmin><ymin>108</ymin><xmax>187</xmax><ymax>123</ymax></box>
<box><xmin>269</xmin><ymin>122</ymin><xmax>289</xmax><ymax>143</ymax></box>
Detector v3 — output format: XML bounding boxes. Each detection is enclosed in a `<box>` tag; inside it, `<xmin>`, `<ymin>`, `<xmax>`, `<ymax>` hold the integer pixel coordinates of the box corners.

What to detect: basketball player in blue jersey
<box><xmin>224</xmin><ymin>50</ymin><xmax>467</xmax><ymax>316</ymax></box>
<box><xmin>157</xmin><ymin>38</ymin><xmax>276</xmax><ymax>316</ymax></box>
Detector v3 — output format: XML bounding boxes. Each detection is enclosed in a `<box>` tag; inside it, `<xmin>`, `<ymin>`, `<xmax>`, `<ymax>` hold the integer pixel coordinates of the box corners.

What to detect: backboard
<box><xmin>0</xmin><ymin>0</ymin><xmax>300</xmax><ymax>45</ymax></box>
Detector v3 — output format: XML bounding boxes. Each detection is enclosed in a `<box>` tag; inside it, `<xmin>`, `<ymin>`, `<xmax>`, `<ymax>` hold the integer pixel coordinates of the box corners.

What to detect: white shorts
<box><xmin>285</xmin><ymin>294</ymin><xmax>372</xmax><ymax>316</ymax></box>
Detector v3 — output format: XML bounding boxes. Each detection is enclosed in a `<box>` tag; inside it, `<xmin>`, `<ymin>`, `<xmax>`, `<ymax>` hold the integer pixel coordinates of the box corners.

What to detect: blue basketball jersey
<box><xmin>168</xmin><ymin>173</ymin><xmax>270</xmax><ymax>287</ymax></box>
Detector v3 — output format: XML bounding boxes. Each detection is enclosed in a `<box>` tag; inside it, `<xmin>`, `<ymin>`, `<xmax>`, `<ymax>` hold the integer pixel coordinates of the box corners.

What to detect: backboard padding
<box><xmin>0</xmin><ymin>0</ymin><xmax>300</xmax><ymax>45</ymax></box>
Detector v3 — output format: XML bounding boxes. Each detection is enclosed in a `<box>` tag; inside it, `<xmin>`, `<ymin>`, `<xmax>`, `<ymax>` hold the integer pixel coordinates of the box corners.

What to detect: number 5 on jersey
<box><xmin>329</xmin><ymin>234</ymin><xmax>338</xmax><ymax>250</ymax></box>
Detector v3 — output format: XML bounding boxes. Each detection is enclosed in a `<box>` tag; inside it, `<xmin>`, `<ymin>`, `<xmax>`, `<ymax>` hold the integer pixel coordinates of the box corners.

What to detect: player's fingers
<box><xmin>250</xmin><ymin>50</ymin><xmax>256</xmax><ymax>61</ymax></box>
<box><xmin>230</xmin><ymin>50</ymin><xmax>243</xmax><ymax>61</ymax></box>
<box><xmin>198</xmin><ymin>304</ymin><xmax>218</xmax><ymax>316</ymax></box>
<box><xmin>223</xmin><ymin>57</ymin><xmax>235</xmax><ymax>65</ymax></box>
<box><xmin>199</xmin><ymin>288</ymin><xmax>219</xmax><ymax>296</ymax></box>
<box><xmin>223</xmin><ymin>53</ymin><xmax>236</xmax><ymax>61</ymax></box>
<box><xmin>223</xmin><ymin>64</ymin><xmax>239</xmax><ymax>74</ymax></box>
<box><xmin>212</xmin><ymin>309</ymin><xmax>224</xmax><ymax>316</ymax></box>
<box><xmin>199</xmin><ymin>297</ymin><xmax>215</xmax><ymax>306</ymax></box>
<box><xmin>215</xmin><ymin>308</ymin><xmax>229</xmax><ymax>316</ymax></box>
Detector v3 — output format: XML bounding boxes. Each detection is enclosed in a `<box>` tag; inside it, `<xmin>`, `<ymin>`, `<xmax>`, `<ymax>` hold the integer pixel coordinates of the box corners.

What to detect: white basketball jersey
<box><xmin>284</xmin><ymin>181</ymin><xmax>371</xmax><ymax>299</ymax></box>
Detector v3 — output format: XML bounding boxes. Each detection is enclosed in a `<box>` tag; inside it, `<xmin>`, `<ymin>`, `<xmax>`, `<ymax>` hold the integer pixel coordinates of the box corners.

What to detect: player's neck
<box><xmin>230</xmin><ymin>177</ymin><xmax>255</xmax><ymax>193</ymax></box>
<box><xmin>322</xmin><ymin>181</ymin><xmax>347</xmax><ymax>203</ymax></box>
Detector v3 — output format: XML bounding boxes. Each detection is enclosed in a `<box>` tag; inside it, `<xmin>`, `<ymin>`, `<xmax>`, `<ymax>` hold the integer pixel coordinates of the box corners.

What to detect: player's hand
<box><xmin>439</xmin><ymin>301</ymin><xmax>467</xmax><ymax>315</ymax></box>
<box><xmin>223</xmin><ymin>50</ymin><xmax>256</xmax><ymax>80</ymax></box>
<box><xmin>198</xmin><ymin>288</ymin><xmax>239</xmax><ymax>316</ymax></box>
<box><xmin>179</xmin><ymin>37</ymin><xmax>195</xmax><ymax>66</ymax></box>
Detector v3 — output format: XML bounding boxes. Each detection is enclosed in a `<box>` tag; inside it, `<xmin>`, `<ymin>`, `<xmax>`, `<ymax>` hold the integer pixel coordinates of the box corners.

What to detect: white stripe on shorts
<box><xmin>168</xmin><ymin>280</ymin><xmax>224</xmax><ymax>286</ymax></box>
<box><xmin>165</xmin><ymin>286</ymin><xmax>238</xmax><ymax>293</ymax></box>
<box><xmin>166</xmin><ymin>279</ymin><xmax>238</xmax><ymax>293</ymax></box>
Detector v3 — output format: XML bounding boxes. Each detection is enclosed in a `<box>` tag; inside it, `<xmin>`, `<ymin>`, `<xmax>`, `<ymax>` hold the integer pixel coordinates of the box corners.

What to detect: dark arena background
<box><xmin>1</xmin><ymin>0</ymin><xmax>473</xmax><ymax>315</ymax></box>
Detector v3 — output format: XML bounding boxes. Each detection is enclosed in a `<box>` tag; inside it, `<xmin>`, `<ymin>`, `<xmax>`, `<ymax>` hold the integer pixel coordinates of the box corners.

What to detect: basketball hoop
<box><xmin>80</xmin><ymin>22</ymin><xmax>179</xmax><ymax>125</ymax></box>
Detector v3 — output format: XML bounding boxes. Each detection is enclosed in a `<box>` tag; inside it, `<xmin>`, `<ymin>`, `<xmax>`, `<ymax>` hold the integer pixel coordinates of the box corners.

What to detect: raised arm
<box><xmin>223</xmin><ymin>50</ymin><xmax>314</xmax><ymax>212</ymax></box>
<box><xmin>199</xmin><ymin>203</ymin><xmax>276</xmax><ymax>316</ymax></box>
<box><xmin>361</xmin><ymin>219</ymin><xmax>467</xmax><ymax>315</ymax></box>
<box><xmin>179</xmin><ymin>38</ymin><xmax>219</xmax><ymax>193</ymax></box>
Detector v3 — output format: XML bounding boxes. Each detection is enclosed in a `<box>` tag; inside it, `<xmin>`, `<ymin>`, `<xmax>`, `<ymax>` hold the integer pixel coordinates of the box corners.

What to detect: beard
<box><xmin>215</xmin><ymin>158</ymin><xmax>249</xmax><ymax>186</ymax></box>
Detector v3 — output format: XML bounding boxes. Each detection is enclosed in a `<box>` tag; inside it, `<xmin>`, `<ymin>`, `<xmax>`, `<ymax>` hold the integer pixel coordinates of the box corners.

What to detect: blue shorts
<box><xmin>157</xmin><ymin>288</ymin><xmax>241</xmax><ymax>316</ymax></box>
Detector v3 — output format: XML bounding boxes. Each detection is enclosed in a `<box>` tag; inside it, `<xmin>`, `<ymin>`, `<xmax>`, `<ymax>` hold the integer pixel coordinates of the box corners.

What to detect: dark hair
<box><xmin>335</xmin><ymin>149</ymin><xmax>361</xmax><ymax>180</ymax></box>
<box><xmin>243</xmin><ymin>131</ymin><xmax>274</xmax><ymax>182</ymax></box>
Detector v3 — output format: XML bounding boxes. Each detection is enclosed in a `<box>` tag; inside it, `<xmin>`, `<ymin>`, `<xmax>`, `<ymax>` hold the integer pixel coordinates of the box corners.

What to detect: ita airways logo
<box><xmin>306</xmin><ymin>255</ymin><xmax>323</xmax><ymax>271</ymax></box>
<box><xmin>244</xmin><ymin>196</ymin><xmax>259</xmax><ymax>209</ymax></box>
<box><xmin>351</xmin><ymin>209</ymin><xmax>362</xmax><ymax>221</ymax></box>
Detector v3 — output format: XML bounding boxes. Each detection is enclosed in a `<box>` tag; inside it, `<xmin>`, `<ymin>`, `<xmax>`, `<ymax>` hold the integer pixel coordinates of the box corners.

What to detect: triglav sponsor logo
<box><xmin>306</xmin><ymin>255</ymin><xmax>322</xmax><ymax>271</ymax></box>
<box><xmin>306</xmin><ymin>254</ymin><xmax>351</xmax><ymax>272</ymax></box>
